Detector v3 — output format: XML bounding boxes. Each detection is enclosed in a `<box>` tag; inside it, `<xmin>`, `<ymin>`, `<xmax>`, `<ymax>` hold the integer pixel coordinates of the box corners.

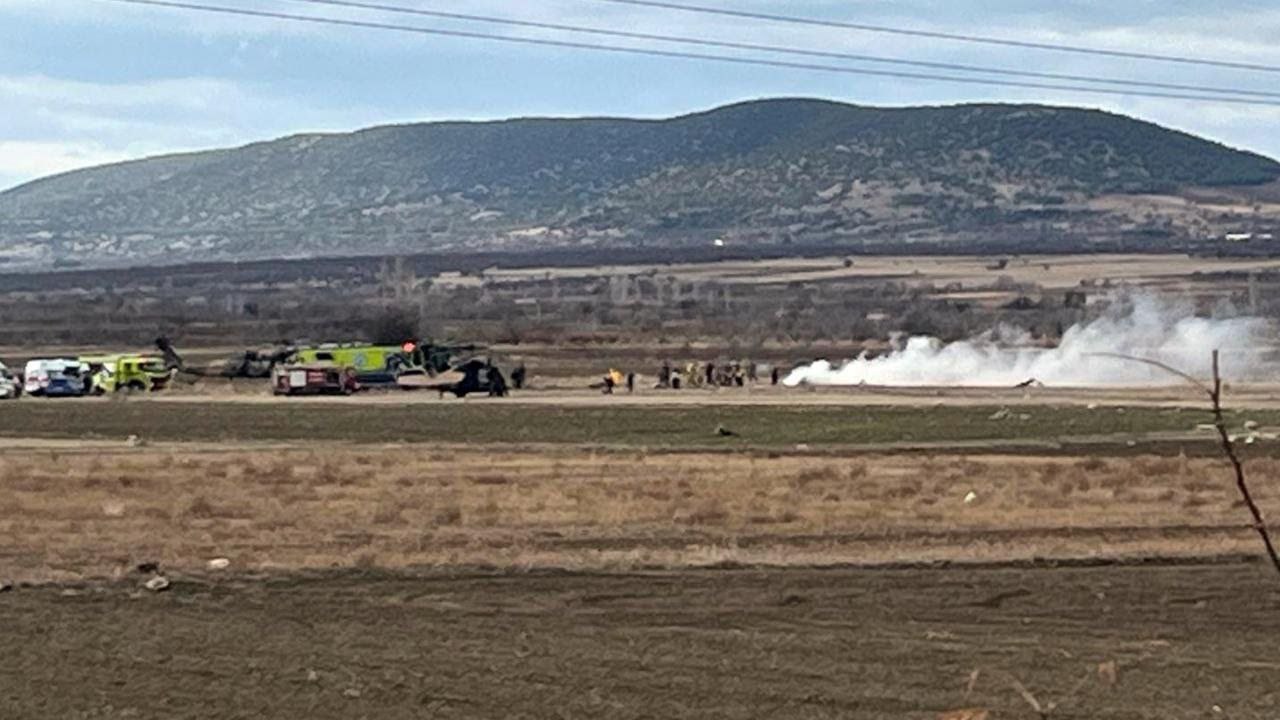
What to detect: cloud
<box><xmin>2</xmin><ymin>0</ymin><xmax>1279</xmax><ymax>193</ymax></box>
<box><xmin>0</xmin><ymin>74</ymin><xmax>378</xmax><ymax>190</ymax></box>
<box><xmin>0</xmin><ymin>140</ymin><xmax>133</xmax><ymax>189</ymax></box>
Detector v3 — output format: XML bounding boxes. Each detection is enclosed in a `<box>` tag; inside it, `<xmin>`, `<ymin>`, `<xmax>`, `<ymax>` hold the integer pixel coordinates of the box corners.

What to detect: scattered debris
<box><xmin>963</xmin><ymin>491</ymin><xmax>978</xmax><ymax>504</ymax></box>
<box><xmin>207</xmin><ymin>557</ymin><xmax>231</xmax><ymax>570</ymax></box>
<box><xmin>143</xmin><ymin>576</ymin><xmax>171</xmax><ymax>592</ymax></box>
<box><xmin>343</xmin><ymin>688</ymin><xmax>362</xmax><ymax>699</ymax></box>
<box><xmin>715</xmin><ymin>424</ymin><xmax>738</xmax><ymax>437</ymax></box>
<box><xmin>306</xmin><ymin>669</ymin><xmax>320</xmax><ymax>683</ymax></box>
<box><xmin>135</xmin><ymin>561</ymin><xmax>160</xmax><ymax>575</ymax></box>
<box><xmin>987</xmin><ymin>408</ymin><xmax>1011</xmax><ymax>421</ymax></box>
<box><xmin>101</xmin><ymin>501</ymin><xmax>126</xmax><ymax>518</ymax></box>
<box><xmin>1244</xmin><ymin>420</ymin><xmax>1260</xmax><ymax>431</ymax></box>
<box><xmin>126</xmin><ymin>434</ymin><xmax>145</xmax><ymax>448</ymax></box>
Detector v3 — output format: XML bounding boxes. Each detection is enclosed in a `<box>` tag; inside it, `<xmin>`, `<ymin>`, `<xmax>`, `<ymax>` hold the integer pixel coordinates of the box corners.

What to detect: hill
<box><xmin>2</xmin><ymin>98</ymin><xmax>1278</xmax><ymax>269</ymax></box>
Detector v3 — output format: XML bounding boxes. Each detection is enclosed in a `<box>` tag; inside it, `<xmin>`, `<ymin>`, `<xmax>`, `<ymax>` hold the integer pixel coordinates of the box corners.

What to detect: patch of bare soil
<box><xmin>2</xmin><ymin>563</ymin><xmax>1277</xmax><ymax>719</ymax></box>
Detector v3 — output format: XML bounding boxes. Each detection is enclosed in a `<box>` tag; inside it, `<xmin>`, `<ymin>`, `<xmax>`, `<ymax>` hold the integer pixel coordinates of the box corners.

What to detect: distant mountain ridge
<box><xmin>2</xmin><ymin>98</ymin><xmax>1278</xmax><ymax>269</ymax></box>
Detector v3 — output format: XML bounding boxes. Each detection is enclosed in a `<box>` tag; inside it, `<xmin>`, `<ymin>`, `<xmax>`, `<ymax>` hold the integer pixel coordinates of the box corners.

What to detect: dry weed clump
<box><xmin>433</xmin><ymin>504</ymin><xmax>463</xmax><ymax>526</ymax></box>
<box><xmin>181</xmin><ymin>494</ymin><xmax>249</xmax><ymax>520</ymax></box>
<box><xmin>678</xmin><ymin>499</ymin><xmax>730</xmax><ymax>526</ymax></box>
<box><xmin>746</xmin><ymin>508</ymin><xmax>800</xmax><ymax>525</ymax></box>
<box><xmin>371</xmin><ymin>503</ymin><xmax>403</xmax><ymax>525</ymax></box>
<box><xmin>1075</xmin><ymin>457</ymin><xmax>1109</xmax><ymax>473</ymax></box>
<box><xmin>1132</xmin><ymin>456</ymin><xmax>1183</xmax><ymax>478</ymax></box>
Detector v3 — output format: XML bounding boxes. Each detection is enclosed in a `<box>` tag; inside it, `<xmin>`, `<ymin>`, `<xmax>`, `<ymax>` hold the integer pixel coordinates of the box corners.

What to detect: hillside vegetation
<box><xmin>1</xmin><ymin>98</ymin><xmax>1278</xmax><ymax>268</ymax></box>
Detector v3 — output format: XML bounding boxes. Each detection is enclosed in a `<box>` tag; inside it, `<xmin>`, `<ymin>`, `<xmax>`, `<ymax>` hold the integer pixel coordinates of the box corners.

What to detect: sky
<box><xmin>2</xmin><ymin>0</ymin><xmax>1280</xmax><ymax>192</ymax></box>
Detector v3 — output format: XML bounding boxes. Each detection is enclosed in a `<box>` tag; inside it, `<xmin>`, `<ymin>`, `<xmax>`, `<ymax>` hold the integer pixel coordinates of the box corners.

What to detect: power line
<box><xmin>593</xmin><ymin>0</ymin><xmax>1280</xmax><ymax>75</ymax></box>
<box><xmin>273</xmin><ymin>0</ymin><xmax>1280</xmax><ymax>100</ymax></box>
<box><xmin>99</xmin><ymin>0</ymin><xmax>1280</xmax><ymax>107</ymax></box>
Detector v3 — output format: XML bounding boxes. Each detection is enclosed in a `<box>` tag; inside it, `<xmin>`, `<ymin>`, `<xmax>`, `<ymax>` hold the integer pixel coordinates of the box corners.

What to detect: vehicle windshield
<box><xmin>46</xmin><ymin>362</ymin><xmax>82</xmax><ymax>378</ymax></box>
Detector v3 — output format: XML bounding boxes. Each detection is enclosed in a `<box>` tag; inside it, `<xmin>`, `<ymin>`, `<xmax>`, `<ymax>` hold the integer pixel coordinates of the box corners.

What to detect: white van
<box><xmin>23</xmin><ymin>358</ymin><xmax>87</xmax><ymax>397</ymax></box>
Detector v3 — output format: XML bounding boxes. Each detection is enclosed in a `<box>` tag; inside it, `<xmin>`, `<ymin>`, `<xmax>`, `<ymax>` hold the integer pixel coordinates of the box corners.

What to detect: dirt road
<box><xmin>3</xmin><ymin>562</ymin><xmax>1277</xmax><ymax>719</ymax></box>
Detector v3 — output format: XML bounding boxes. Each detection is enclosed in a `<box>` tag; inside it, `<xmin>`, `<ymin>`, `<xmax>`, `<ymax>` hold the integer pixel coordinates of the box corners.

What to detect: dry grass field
<box><xmin>4</xmin><ymin>431</ymin><xmax>1280</xmax><ymax>717</ymax></box>
<box><xmin>2</xmin><ymin>442</ymin><xmax>1276</xmax><ymax>584</ymax></box>
<box><xmin>6</xmin><ymin>253</ymin><xmax>1280</xmax><ymax>717</ymax></box>
<box><xmin>4</xmin><ymin>397</ymin><xmax>1280</xmax><ymax>718</ymax></box>
<box><xmin>439</xmin><ymin>253</ymin><xmax>1280</xmax><ymax>293</ymax></box>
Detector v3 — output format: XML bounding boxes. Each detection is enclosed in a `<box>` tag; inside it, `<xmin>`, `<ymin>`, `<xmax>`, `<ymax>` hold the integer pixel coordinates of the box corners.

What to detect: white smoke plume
<box><xmin>785</xmin><ymin>295</ymin><xmax>1275</xmax><ymax>388</ymax></box>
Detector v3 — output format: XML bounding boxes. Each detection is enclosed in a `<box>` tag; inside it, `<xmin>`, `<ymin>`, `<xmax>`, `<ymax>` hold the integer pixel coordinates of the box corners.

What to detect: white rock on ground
<box><xmin>143</xmin><ymin>576</ymin><xmax>171</xmax><ymax>592</ymax></box>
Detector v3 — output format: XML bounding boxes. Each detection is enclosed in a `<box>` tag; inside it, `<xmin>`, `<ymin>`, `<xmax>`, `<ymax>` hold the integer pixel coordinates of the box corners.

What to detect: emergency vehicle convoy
<box><xmin>16</xmin><ymin>355</ymin><xmax>173</xmax><ymax>397</ymax></box>
<box><xmin>0</xmin><ymin>338</ymin><xmax>509</xmax><ymax>399</ymax></box>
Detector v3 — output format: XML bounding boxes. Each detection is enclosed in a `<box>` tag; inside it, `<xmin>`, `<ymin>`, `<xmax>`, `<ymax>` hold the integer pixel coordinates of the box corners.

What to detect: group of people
<box><xmin>601</xmin><ymin>361</ymin><xmax>774</xmax><ymax>394</ymax></box>
<box><xmin>654</xmin><ymin>360</ymin><xmax>781</xmax><ymax>390</ymax></box>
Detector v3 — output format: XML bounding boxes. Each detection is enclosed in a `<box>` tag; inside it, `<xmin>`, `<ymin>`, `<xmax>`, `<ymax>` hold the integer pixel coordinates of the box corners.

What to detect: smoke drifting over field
<box><xmin>785</xmin><ymin>296</ymin><xmax>1275</xmax><ymax>388</ymax></box>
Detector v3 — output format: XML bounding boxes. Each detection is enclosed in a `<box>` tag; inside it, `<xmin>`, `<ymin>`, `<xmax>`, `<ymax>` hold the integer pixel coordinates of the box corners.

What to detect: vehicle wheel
<box><xmin>127</xmin><ymin>380</ymin><xmax>146</xmax><ymax>392</ymax></box>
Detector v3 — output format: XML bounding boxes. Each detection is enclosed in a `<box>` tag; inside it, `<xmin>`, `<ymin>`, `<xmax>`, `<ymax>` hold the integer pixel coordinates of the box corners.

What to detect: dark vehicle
<box><xmin>400</xmin><ymin>359</ymin><xmax>507</xmax><ymax>398</ymax></box>
<box><xmin>271</xmin><ymin>363</ymin><xmax>359</xmax><ymax>396</ymax></box>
